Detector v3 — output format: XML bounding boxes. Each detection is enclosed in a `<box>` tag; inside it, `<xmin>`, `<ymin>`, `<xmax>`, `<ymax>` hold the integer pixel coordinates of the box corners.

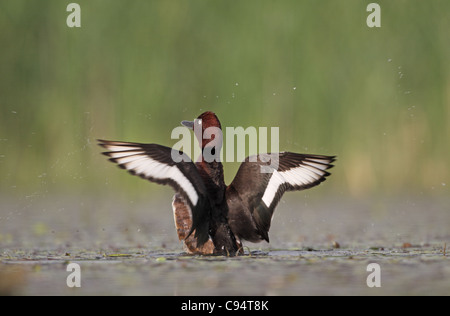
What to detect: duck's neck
<box><xmin>196</xmin><ymin>153</ymin><xmax>224</xmax><ymax>183</ymax></box>
<box><xmin>196</xmin><ymin>153</ymin><xmax>225</xmax><ymax>203</ymax></box>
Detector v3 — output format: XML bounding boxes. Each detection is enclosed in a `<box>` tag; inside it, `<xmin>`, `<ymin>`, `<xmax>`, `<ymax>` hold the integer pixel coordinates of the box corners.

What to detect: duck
<box><xmin>98</xmin><ymin>111</ymin><xmax>335</xmax><ymax>256</ymax></box>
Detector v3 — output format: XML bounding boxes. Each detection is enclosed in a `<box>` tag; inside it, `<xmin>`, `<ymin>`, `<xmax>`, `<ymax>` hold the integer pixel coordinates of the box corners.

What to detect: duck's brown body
<box><xmin>173</xmin><ymin>159</ymin><xmax>242</xmax><ymax>255</ymax></box>
<box><xmin>99</xmin><ymin>111</ymin><xmax>335</xmax><ymax>256</ymax></box>
<box><xmin>172</xmin><ymin>193</ymin><xmax>215</xmax><ymax>254</ymax></box>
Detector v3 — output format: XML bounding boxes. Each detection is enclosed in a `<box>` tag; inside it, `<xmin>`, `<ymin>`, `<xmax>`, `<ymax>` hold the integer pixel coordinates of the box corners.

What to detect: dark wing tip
<box><xmin>97</xmin><ymin>139</ymin><xmax>109</xmax><ymax>148</ymax></box>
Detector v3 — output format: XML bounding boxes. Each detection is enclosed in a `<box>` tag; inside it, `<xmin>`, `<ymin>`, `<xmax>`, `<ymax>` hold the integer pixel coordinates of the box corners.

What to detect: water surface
<box><xmin>1</xmin><ymin>194</ymin><xmax>449</xmax><ymax>295</ymax></box>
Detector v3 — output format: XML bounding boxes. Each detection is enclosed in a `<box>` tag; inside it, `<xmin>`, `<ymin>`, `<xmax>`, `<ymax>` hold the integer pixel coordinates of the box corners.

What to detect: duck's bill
<box><xmin>181</xmin><ymin>120</ymin><xmax>194</xmax><ymax>129</ymax></box>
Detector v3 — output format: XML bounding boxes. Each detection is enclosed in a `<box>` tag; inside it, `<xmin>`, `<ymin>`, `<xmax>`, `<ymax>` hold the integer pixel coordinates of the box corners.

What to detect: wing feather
<box><xmin>227</xmin><ymin>152</ymin><xmax>335</xmax><ymax>242</ymax></box>
<box><xmin>98</xmin><ymin>139</ymin><xmax>211</xmax><ymax>245</ymax></box>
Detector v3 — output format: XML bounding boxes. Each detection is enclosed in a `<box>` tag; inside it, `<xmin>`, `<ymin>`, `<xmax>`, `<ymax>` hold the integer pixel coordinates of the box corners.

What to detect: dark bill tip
<box><xmin>181</xmin><ymin>120</ymin><xmax>194</xmax><ymax>129</ymax></box>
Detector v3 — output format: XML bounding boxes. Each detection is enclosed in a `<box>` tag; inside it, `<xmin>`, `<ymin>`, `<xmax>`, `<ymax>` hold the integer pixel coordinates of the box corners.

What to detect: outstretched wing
<box><xmin>227</xmin><ymin>152</ymin><xmax>335</xmax><ymax>242</ymax></box>
<box><xmin>98</xmin><ymin>139</ymin><xmax>211</xmax><ymax>245</ymax></box>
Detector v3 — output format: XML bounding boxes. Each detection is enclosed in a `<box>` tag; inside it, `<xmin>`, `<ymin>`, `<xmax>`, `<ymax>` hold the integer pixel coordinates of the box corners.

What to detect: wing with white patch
<box><xmin>98</xmin><ymin>139</ymin><xmax>211</xmax><ymax>245</ymax></box>
<box><xmin>227</xmin><ymin>152</ymin><xmax>335</xmax><ymax>242</ymax></box>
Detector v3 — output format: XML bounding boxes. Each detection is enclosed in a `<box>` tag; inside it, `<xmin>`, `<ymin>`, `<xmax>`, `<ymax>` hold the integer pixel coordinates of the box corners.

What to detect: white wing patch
<box><xmin>261</xmin><ymin>162</ymin><xmax>329</xmax><ymax>208</ymax></box>
<box><xmin>106</xmin><ymin>148</ymin><xmax>199</xmax><ymax>206</ymax></box>
<box><xmin>104</xmin><ymin>145</ymin><xmax>142</xmax><ymax>152</ymax></box>
<box><xmin>261</xmin><ymin>170</ymin><xmax>285</xmax><ymax>208</ymax></box>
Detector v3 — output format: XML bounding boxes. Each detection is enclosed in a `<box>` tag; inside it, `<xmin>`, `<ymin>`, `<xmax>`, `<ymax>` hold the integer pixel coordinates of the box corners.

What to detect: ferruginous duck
<box><xmin>98</xmin><ymin>111</ymin><xmax>335</xmax><ymax>256</ymax></box>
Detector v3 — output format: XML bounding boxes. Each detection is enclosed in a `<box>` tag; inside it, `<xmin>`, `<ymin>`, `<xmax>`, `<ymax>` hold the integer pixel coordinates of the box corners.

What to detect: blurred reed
<box><xmin>0</xmin><ymin>0</ymin><xmax>449</xmax><ymax>197</ymax></box>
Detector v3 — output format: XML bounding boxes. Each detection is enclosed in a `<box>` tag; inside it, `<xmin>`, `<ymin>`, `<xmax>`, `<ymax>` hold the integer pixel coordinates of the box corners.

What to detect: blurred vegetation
<box><xmin>0</xmin><ymin>0</ymin><xmax>449</xmax><ymax>198</ymax></box>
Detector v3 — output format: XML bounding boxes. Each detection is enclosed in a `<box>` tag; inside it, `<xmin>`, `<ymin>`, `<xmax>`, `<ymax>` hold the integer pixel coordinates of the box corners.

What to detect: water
<box><xmin>1</xmin><ymin>194</ymin><xmax>449</xmax><ymax>295</ymax></box>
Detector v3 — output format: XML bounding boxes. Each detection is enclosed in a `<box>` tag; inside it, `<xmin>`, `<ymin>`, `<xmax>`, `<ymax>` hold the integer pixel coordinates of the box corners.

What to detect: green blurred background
<box><xmin>1</xmin><ymin>0</ymin><xmax>449</xmax><ymax>198</ymax></box>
